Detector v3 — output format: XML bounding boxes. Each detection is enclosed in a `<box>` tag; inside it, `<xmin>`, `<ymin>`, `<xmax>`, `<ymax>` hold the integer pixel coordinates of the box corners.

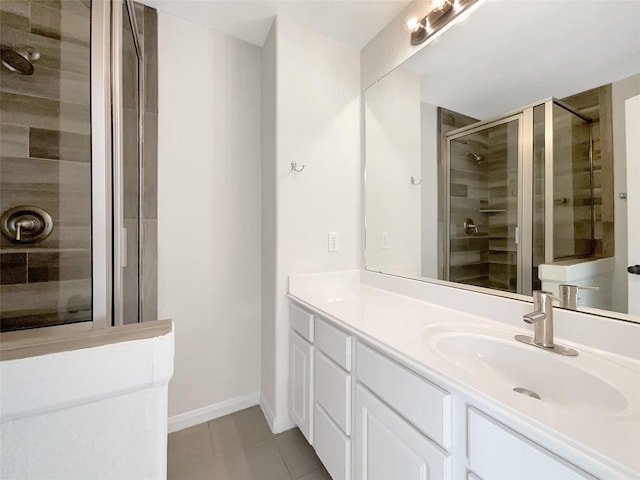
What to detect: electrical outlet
<box><xmin>381</xmin><ymin>231</ymin><xmax>389</xmax><ymax>249</ymax></box>
<box><xmin>328</xmin><ymin>232</ymin><xmax>340</xmax><ymax>252</ymax></box>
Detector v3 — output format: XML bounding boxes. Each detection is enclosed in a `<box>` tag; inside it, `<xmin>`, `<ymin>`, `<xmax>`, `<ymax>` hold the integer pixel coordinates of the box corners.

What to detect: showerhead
<box><xmin>1</xmin><ymin>47</ymin><xmax>40</xmax><ymax>75</ymax></box>
<box><xmin>466</xmin><ymin>151</ymin><xmax>484</xmax><ymax>164</ymax></box>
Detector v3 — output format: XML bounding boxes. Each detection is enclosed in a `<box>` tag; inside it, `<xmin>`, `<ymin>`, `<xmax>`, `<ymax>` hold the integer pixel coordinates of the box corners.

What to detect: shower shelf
<box><xmin>479</xmin><ymin>209</ymin><xmax>507</xmax><ymax>213</ymax></box>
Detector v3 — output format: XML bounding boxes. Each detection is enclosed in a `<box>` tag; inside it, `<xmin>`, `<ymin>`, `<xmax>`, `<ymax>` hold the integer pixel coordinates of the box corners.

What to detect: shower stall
<box><xmin>0</xmin><ymin>0</ymin><xmax>157</xmax><ymax>332</ymax></box>
<box><xmin>444</xmin><ymin>99</ymin><xmax>594</xmax><ymax>296</ymax></box>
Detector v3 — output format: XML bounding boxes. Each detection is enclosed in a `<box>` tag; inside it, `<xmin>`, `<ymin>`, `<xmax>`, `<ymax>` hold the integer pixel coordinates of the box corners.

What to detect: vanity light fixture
<box><xmin>409</xmin><ymin>0</ymin><xmax>480</xmax><ymax>45</ymax></box>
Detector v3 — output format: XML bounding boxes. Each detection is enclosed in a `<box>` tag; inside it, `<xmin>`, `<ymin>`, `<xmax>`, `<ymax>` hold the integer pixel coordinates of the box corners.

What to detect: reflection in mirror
<box><xmin>364</xmin><ymin>0</ymin><xmax>640</xmax><ymax>321</ymax></box>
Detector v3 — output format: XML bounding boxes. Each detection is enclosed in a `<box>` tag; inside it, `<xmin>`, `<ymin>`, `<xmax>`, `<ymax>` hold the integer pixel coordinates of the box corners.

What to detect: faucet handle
<box><xmin>558</xmin><ymin>284</ymin><xmax>599</xmax><ymax>309</ymax></box>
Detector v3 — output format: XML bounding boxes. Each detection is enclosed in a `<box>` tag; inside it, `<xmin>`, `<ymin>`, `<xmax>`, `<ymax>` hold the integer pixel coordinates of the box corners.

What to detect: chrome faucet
<box><xmin>515</xmin><ymin>290</ymin><xmax>578</xmax><ymax>356</ymax></box>
<box><xmin>522</xmin><ymin>291</ymin><xmax>555</xmax><ymax>347</ymax></box>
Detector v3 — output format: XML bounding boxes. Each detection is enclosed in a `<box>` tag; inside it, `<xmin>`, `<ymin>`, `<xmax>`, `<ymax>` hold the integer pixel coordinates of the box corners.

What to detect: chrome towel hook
<box><xmin>410</xmin><ymin>176</ymin><xmax>422</xmax><ymax>185</ymax></box>
<box><xmin>291</xmin><ymin>161</ymin><xmax>305</xmax><ymax>173</ymax></box>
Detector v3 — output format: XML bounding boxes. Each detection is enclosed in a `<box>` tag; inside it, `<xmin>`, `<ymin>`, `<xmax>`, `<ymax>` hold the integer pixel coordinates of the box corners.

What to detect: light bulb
<box><xmin>433</xmin><ymin>0</ymin><xmax>447</xmax><ymax>9</ymax></box>
<box><xmin>404</xmin><ymin>16</ymin><xmax>421</xmax><ymax>32</ymax></box>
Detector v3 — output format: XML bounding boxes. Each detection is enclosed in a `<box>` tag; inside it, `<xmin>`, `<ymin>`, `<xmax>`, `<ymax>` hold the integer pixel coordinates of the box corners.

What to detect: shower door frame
<box><xmin>0</xmin><ymin>0</ymin><xmax>143</xmax><ymax>334</ymax></box>
<box><xmin>542</xmin><ymin>98</ymin><xmax>594</xmax><ymax>264</ymax></box>
<box><xmin>111</xmin><ymin>0</ymin><xmax>145</xmax><ymax>326</ymax></box>
<box><xmin>443</xmin><ymin>112</ymin><xmax>534</xmax><ymax>295</ymax></box>
<box><xmin>91</xmin><ymin>0</ymin><xmax>113</xmax><ymax>330</ymax></box>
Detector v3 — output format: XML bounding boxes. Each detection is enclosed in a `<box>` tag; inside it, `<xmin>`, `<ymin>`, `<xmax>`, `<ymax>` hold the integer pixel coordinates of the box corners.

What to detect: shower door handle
<box><xmin>121</xmin><ymin>227</ymin><xmax>128</xmax><ymax>268</ymax></box>
<box><xmin>628</xmin><ymin>265</ymin><xmax>640</xmax><ymax>275</ymax></box>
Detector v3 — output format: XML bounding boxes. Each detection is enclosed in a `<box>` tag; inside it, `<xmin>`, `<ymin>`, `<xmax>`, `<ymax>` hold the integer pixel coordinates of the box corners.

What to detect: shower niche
<box><xmin>443</xmin><ymin>98</ymin><xmax>595</xmax><ymax>296</ymax></box>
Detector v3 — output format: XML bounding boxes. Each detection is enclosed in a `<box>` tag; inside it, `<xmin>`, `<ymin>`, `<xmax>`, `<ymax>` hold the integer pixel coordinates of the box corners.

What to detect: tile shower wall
<box><xmin>441</xmin><ymin>108</ymin><xmax>519</xmax><ymax>291</ymax></box>
<box><xmin>561</xmin><ymin>84</ymin><xmax>613</xmax><ymax>259</ymax></box>
<box><xmin>486</xmin><ymin>121</ymin><xmax>518</xmax><ymax>291</ymax></box>
<box><xmin>0</xmin><ymin>0</ymin><xmax>92</xmax><ymax>330</ymax></box>
<box><xmin>440</xmin><ymin>108</ymin><xmax>491</xmax><ymax>286</ymax></box>
<box><xmin>123</xmin><ymin>2</ymin><xmax>159</xmax><ymax>323</ymax></box>
<box><xmin>0</xmin><ymin>2</ymin><xmax>159</xmax><ymax>329</ymax></box>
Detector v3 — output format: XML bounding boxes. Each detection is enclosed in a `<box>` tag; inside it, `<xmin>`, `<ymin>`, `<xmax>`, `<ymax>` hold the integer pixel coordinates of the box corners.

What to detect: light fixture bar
<box><xmin>410</xmin><ymin>0</ymin><xmax>480</xmax><ymax>45</ymax></box>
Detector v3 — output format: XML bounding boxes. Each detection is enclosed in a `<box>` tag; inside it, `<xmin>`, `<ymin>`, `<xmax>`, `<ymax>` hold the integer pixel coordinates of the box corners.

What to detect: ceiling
<box><xmin>136</xmin><ymin>0</ymin><xmax>412</xmax><ymax>48</ymax></box>
<box><xmin>402</xmin><ymin>0</ymin><xmax>640</xmax><ymax>119</ymax></box>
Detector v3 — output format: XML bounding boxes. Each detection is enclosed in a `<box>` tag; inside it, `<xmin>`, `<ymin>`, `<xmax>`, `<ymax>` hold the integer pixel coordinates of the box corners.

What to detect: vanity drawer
<box><xmin>356</xmin><ymin>342</ymin><xmax>451</xmax><ymax>449</ymax></box>
<box><xmin>315</xmin><ymin>350</ymin><xmax>351</xmax><ymax>435</ymax></box>
<box><xmin>290</xmin><ymin>302</ymin><xmax>314</xmax><ymax>342</ymax></box>
<box><xmin>468</xmin><ymin>409</ymin><xmax>595</xmax><ymax>479</ymax></box>
<box><xmin>315</xmin><ymin>317</ymin><xmax>352</xmax><ymax>371</ymax></box>
<box><xmin>314</xmin><ymin>404</ymin><xmax>351</xmax><ymax>480</ymax></box>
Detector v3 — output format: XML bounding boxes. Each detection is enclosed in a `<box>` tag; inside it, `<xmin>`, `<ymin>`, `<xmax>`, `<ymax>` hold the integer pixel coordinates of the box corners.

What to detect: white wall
<box><xmin>364</xmin><ymin>66</ymin><xmax>422</xmax><ymax>276</ymax></box>
<box><xmin>261</xmin><ymin>16</ymin><xmax>361</xmax><ymax>431</ymax></box>
<box><xmin>1</xmin><ymin>329</ymin><xmax>174</xmax><ymax>479</ymax></box>
<box><xmin>261</xmin><ymin>21</ymin><xmax>278</xmax><ymax>423</ymax></box>
<box><xmin>361</xmin><ymin>0</ymin><xmax>485</xmax><ymax>88</ymax></box>
<box><xmin>420</xmin><ymin>102</ymin><xmax>439</xmax><ymax>278</ymax></box>
<box><xmin>157</xmin><ymin>12</ymin><xmax>263</xmax><ymax>427</ymax></box>
<box><xmin>361</xmin><ymin>0</ymin><xmax>439</xmax><ymax>88</ymax></box>
<box><xmin>611</xmin><ymin>73</ymin><xmax>640</xmax><ymax>313</ymax></box>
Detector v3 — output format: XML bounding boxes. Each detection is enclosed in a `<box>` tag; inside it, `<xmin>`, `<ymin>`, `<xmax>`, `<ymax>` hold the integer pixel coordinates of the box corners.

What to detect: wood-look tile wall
<box><xmin>561</xmin><ymin>84</ymin><xmax>614</xmax><ymax>259</ymax></box>
<box><xmin>1</xmin><ymin>0</ymin><xmax>92</xmax><ymax>330</ymax></box>
<box><xmin>129</xmin><ymin>2</ymin><xmax>158</xmax><ymax>323</ymax></box>
<box><xmin>440</xmin><ymin>108</ymin><xmax>491</xmax><ymax>287</ymax></box>
<box><xmin>486</xmin><ymin>121</ymin><xmax>518</xmax><ymax>292</ymax></box>
<box><xmin>441</xmin><ymin>108</ymin><xmax>519</xmax><ymax>292</ymax></box>
<box><xmin>0</xmin><ymin>1</ymin><xmax>159</xmax><ymax>329</ymax></box>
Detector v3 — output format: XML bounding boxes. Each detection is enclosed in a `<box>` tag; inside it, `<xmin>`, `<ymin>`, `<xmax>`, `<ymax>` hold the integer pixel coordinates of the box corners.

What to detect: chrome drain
<box><xmin>513</xmin><ymin>387</ymin><xmax>541</xmax><ymax>400</ymax></box>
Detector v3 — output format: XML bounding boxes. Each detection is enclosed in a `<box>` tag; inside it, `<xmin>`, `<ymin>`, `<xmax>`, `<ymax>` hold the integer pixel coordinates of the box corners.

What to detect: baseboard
<box><xmin>260</xmin><ymin>394</ymin><xmax>295</xmax><ymax>434</ymax></box>
<box><xmin>168</xmin><ymin>391</ymin><xmax>260</xmax><ymax>433</ymax></box>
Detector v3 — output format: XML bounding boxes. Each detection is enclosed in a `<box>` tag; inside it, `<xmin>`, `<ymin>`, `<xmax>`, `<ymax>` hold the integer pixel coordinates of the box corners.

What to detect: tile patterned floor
<box><xmin>168</xmin><ymin>406</ymin><xmax>331</xmax><ymax>480</ymax></box>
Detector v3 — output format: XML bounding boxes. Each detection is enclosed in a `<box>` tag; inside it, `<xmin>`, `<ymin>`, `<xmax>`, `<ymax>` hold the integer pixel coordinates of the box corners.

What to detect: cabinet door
<box><xmin>315</xmin><ymin>404</ymin><xmax>351</xmax><ymax>480</ymax></box>
<box><xmin>355</xmin><ymin>385</ymin><xmax>451</xmax><ymax>480</ymax></box>
<box><xmin>290</xmin><ymin>331</ymin><xmax>313</xmax><ymax>443</ymax></box>
<box><xmin>315</xmin><ymin>350</ymin><xmax>351</xmax><ymax>435</ymax></box>
<box><xmin>468</xmin><ymin>409</ymin><xmax>595</xmax><ymax>480</ymax></box>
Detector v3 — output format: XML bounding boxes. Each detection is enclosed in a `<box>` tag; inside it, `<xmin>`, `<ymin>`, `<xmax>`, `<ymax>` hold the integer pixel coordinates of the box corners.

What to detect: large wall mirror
<box><xmin>364</xmin><ymin>0</ymin><xmax>640</xmax><ymax>322</ymax></box>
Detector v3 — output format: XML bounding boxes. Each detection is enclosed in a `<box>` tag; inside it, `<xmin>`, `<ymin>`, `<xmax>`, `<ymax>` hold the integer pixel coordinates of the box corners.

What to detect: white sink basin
<box><xmin>424</xmin><ymin>324</ymin><xmax>639</xmax><ymax>413</ymax></box>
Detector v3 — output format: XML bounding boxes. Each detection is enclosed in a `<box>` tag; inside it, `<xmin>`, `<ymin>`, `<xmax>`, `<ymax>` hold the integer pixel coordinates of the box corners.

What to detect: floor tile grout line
<box><xmin>272</xmin><ymin>435</ymin><xmax>296</xmax><ymax>480</ymax></box>
<box><xmin>205</xmin><ymin>419</ymin><xmax>218</xmax><ymax>460</ymax></box>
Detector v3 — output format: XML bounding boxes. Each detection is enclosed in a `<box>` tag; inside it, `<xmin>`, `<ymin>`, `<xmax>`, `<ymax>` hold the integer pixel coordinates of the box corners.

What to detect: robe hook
<box><xmin>410</xmin><ymin>176</ymin><xmax>422</xmax><ymax>185</ymax></box>
<box><xmin>291</xmin><ymin>161</ymin><xmax>306</xmax><ymax>173</ymax></box>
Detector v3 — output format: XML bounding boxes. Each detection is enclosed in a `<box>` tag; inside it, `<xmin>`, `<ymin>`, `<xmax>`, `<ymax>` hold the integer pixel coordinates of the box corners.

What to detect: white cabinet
<box><xmin>468</xmin><ymin>409</ymin><xmax>595</xmax><ymax>480</ymax></box>
<box><xmin>315</xmin><ymin>316</ymin><xmax>352</xmax><ymax>370</ymax></box>
<box><xmin>315</xmin><ymin>403</ymin><xmax>351</xmax><ymax>480</ymax></box>
<box><xmin>356</xmin><ymin>342</ymin><xmax>451</xmax><ymax>449</ymax></box>
<box><xmin>314</xmin><ymin>316</ymin><xmax>353</xmax><ymax>480</ymax></box>
<box><xmin>288</xmin><ymin>299</ymin><xmax>605</xmax><ymax>480</ymax></box>
<box><xmin>290</xmin><ymin>330</ymin><xmax>313</xmax><ymax>443</ymax></box>
<box><xmin>354</xmin><ymin>385</ymin><xmax>451</xmax><ymax>480</ymax></box>
<box><xmin>291</xmin><ymin>302</ymin><xmax>314</xmax><ymax>342</ymax></box>
<box><xmin>315</xmin><ymin>350</ymin><xmax>351</xmax><ymax>434</ymax></box>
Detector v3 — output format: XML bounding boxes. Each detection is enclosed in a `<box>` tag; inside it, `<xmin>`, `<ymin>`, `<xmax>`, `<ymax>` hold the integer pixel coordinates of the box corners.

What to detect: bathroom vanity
<box><xmin>288</xmin><ymin>271</ymin><xmax>640</xmax><ymax>480</ymax></box>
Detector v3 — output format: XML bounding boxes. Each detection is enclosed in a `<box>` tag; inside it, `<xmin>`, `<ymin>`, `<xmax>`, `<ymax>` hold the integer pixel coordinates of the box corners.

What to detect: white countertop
<box><xmin>288</xmin><ymin>270</ymin><xmax>640</xmax><ymax>478</ymax></box>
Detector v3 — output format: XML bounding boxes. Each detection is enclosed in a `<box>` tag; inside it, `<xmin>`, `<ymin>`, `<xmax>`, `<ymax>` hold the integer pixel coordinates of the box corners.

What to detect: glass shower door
<box><xmin>0</xmin><ymin>0</ymin><xmax>94</xmax><ymax>331</ymax></box>
<box><xmin>551</xmin><ymin>103</ymin><xmax>593</xmax><ymax>260</ymax></box>
<box><xmin>535</xmin><ymin>100</ymin><xmax>594</xmax><ymax>265</ymax></box>
<box><xmin>446</xmin><ymin>116</ymin><xmax>521</xmax><ymax>293</ymax></box>
<box><xmin>115</xmin><ymin>0</ymin><xmax>143</xmax><ymax>325</ymax></box>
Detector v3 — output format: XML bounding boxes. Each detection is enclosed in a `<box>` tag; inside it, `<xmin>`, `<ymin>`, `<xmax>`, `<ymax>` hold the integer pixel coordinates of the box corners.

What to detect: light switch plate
<box><xmin>328</xmin><ymin>232</ymin><xmax>339</xmax><ymax>252</ymax></box>
<box><xmin>381</xmin><ymin>231</ymin><xmax>389</xmax><ymax>249</ymax></box>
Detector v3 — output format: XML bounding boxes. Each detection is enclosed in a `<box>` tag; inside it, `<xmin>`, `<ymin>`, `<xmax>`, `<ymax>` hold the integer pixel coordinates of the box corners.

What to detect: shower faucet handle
<box><xmin>14</xmin><ymin>216</ymin><xmax>37</xmax><ymax>241</ymax></box>
<box><xmin>1</xmin><ymin>206</ymin><xmax>53</xmax><ymax>244</ymax></box>
<box><xmin>558</xmin><ymin>284</ymin><xmax>599</xmax><ymax>310</ymax></box>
